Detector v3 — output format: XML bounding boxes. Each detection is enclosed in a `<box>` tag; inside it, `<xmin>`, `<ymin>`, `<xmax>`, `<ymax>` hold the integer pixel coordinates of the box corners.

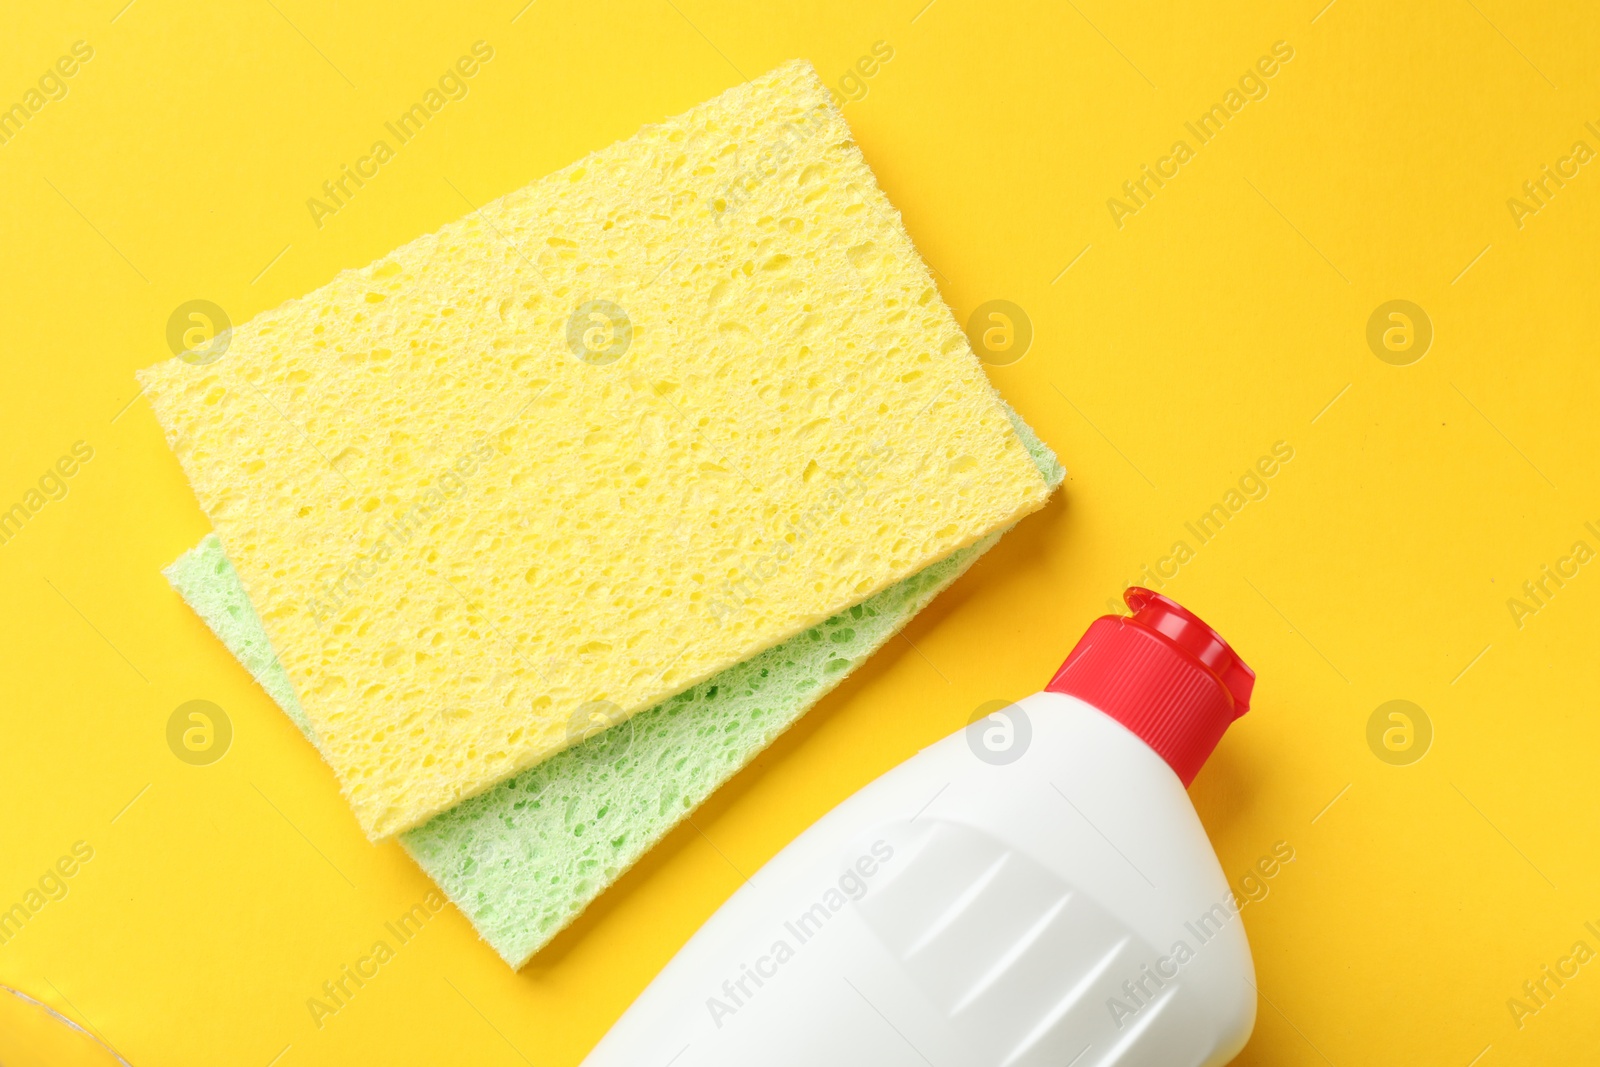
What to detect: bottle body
<box><xmin>583</xmin><ymin>690</ymin><xmax>1256</xmax><ymax>1067</ymax></box>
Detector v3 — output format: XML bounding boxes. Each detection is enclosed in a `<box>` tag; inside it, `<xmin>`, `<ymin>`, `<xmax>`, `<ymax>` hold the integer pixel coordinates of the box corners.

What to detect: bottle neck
<box><xmin>1045</xmin><ymin>590</ymin><xmax>1252</xmax><ymax>787</ymax></box>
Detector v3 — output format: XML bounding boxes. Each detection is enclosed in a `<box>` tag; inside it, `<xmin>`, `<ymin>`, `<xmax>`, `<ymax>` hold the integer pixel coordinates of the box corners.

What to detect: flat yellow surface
<box><xmin>1</xmin><ymin>1</ymin><xmax>1596</xmax><ymax>1064</ymax></box>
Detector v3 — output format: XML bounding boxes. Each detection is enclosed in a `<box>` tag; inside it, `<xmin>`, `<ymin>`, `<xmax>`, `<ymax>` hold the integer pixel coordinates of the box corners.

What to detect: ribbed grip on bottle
<box><xmin>1046</xmin><ymin>588</ymin><xmax>1254</xmax><ymax>787</ymax></box>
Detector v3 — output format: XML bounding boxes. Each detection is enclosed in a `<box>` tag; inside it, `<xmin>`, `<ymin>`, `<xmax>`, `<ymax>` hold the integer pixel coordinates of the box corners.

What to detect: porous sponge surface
<box><xmin>166</xmin><ymin>418</ymin><xmax>1062</xmax><ymax>966</ymax></box>
<box><xmin>138</xmin><ymin>60</ymin><xmax>1052</xmax><ymax>839</ymax></box>
<box><xmin>408</xmin><ymin>536</ymin><xmax>995</xmax><ymax>965</ymax></box>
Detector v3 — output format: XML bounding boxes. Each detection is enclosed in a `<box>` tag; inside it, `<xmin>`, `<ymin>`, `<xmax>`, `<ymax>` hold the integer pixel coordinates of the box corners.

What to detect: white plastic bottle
<box><xmin>584</xmin><ymin>588</ymin><xmax>1258</xmax><ymax>1067</ymax></box>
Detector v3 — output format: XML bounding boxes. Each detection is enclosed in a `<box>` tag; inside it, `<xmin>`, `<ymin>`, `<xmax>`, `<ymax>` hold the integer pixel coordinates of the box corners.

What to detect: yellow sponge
<box><xmin>138</xmin><ymin>60</ymin><xmax>1050</xmax><ymax>839</ymax></box>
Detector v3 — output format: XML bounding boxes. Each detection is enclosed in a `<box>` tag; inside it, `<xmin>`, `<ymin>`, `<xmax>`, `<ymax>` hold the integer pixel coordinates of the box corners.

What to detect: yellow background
<box><xmin>2</xmin><ymin>1</ymin><xmax>1596</xmax><ymax>1063</ymax></box>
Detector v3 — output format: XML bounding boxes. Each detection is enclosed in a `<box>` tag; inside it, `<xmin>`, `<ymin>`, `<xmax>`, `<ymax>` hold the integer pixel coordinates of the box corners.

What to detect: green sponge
<box><xmin>164</xmin><ymin>409</ymin><xmax>1061</xmax><ymax>966</ymax></box>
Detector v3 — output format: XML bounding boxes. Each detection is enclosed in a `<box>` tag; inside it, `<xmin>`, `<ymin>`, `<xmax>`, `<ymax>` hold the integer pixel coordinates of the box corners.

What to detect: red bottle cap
<box><xmin>1045</xmin><ymin>588</ymin><xmax>1254</xmax><ymax>787</ymax></box>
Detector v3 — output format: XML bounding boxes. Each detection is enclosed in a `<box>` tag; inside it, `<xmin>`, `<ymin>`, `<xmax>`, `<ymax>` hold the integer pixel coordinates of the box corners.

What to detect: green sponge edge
<box><xmin>163</xmin><ymin>406</ymin><xmax>1063</xmax><ymax>967</ymax></box>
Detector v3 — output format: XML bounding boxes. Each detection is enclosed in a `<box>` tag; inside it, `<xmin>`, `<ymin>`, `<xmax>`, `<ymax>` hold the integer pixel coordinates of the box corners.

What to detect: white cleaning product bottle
<box><xmin>583</xmin><ymin>588</ymin><xmax>1259</xmax><ymax>1067</ymax></box>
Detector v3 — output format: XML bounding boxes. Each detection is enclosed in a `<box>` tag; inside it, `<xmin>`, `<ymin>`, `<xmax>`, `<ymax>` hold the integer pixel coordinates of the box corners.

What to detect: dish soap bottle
<box><xmin>585</xmin><ymin>588</ymin><xmax>1258</xmax><ymax>1067</ymax></box>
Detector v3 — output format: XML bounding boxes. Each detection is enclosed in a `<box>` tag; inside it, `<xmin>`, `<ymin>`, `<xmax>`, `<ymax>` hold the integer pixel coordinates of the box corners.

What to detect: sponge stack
<box><xmin>140</xmin><ymin>60</ymin><xmax>1052</xmax><ymax>840</ymax></box>
<box><xmin>165</xmin><ymin>416</ymin><xmax>1061</xmax><ymax>964</ymax></box>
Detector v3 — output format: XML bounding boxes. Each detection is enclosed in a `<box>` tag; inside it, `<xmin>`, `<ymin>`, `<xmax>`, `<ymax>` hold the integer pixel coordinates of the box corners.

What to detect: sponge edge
<box><xmin>163</xmin><ymin>546</ymin><xmax>313</xmax><ymax>737</ymax></box>
<box><xmin>165</xmin><ymin>408</ymin><xmax>1062</xmax><ymax>966</ymax></box>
